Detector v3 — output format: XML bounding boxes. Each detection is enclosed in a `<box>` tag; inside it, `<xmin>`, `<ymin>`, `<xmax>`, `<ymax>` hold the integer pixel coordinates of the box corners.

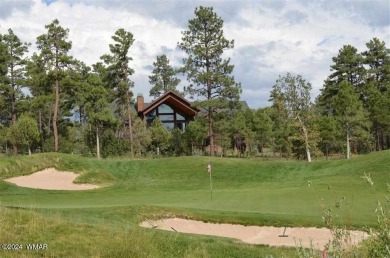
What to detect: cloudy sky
<box><xmin>0</xmin><ymin>0</ymin><xmax>389</xmax><ymax>108</ymax></box>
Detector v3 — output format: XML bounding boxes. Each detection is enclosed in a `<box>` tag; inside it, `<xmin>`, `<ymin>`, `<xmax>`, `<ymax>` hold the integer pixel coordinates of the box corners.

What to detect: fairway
<box><xmin>0</xmin><ymin>151</ymin><xmax>389</xmax><ymax>257</ymax></box>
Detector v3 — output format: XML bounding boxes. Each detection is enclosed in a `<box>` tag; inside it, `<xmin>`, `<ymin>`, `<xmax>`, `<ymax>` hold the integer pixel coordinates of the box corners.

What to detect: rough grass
<box><xmin>0</xmin><ymin>206</ymin><xmax>297</xmax><ymax>257</ymax></box>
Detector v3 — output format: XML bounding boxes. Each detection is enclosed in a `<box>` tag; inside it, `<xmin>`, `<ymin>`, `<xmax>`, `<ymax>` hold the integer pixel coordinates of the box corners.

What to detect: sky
<box><xmin>0</xmin><ymin>0</ymin><xmax>389</xmax><ymax>108</ymax></box>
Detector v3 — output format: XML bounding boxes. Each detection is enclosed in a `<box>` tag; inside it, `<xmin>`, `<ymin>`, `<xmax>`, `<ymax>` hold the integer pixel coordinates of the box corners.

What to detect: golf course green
<box><xmin>0</xmin><ymin>151</ymin><xmax>388</xmax><ymax>257</ymax></box>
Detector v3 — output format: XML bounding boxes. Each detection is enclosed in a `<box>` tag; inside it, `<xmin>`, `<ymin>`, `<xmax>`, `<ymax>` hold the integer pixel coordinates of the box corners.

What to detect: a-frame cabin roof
<box><xmin>139</xmin><ymin>91</ymin><xmax>198</xmax><ymax>117</ymax></box>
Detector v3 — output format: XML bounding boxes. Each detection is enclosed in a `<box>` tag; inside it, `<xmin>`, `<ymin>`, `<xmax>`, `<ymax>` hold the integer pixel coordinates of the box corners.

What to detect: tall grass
<box><xmin>0</xmin><ymin>206</ymin><xmax>297</xmax><ymax>257</ymax></box>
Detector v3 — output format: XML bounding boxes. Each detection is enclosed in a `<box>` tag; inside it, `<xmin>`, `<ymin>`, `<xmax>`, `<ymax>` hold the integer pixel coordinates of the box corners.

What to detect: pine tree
<box><xmin>149</xmin><ymin>54</ymin><xmax>180</xmax><ymax>98</ymax></box>
<box><xmin>0</xmin><ymin>29</ymin><xmax>30</xmax><ymax>155</ymax></box>
<box><xmin>332</xmin><ymin>81</ymin><xmax>371</xmax><ymax>159</ymax></box>
<box><xmin>179</xmin><ymin>6</ymin><xmax>241</xmax><ymax>156</ymax></box>
<box><xmin>101</xmin><ymin>28</ymin><xmax>135</xmax><ymax>157</ymax></box>
<box><xmin>362</xmin><ymin>38</ymin><xmax>390</xmax><ymax>150</ymax></box>
<box><xmin>36</xmin><ymin>19</ymin><xmax>72</xmax><ymax>152</ymax></box>
<box><xmin>83</xmin><ymin>64</ymin><xmax>117</xmax><ymax>159</ymax></box>
<box><xmin>318</xmin><ymin>45</ymin><xmax>365</xmax><ymax>114</ymax></box>
<box><xmin>26</xmin><ymin>53</ymin><xmax>53</xmax><ymax>151</ymax></box>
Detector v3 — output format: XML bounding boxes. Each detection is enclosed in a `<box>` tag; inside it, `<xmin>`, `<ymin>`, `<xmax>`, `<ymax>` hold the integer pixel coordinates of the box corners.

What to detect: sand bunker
<box><xmin>140</xmin><ymin>218</ymin><xmax>369</xmax><ymax>250</ymax></box>
<box><xmin>4</xmin><ymin>168</ymin><xmax>100</xmax><ymax>190</ymax></box>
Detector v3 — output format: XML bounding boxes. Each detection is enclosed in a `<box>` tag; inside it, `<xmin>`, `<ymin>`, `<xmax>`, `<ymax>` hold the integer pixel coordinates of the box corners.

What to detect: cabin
<box><xmin>136</xmin><ymin>91</ymin><xmax>198</xmax><ymax>131</ymax></box>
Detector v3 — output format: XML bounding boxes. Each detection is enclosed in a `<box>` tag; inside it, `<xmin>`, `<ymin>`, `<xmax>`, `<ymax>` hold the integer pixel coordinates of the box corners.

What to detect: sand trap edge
<box><xmin>140</xmin><ymin>217</ymin><xmax>369</xmax><ymax>250</ymax></box>
<box><xmin>3</xmin><ymin>167</ymin><xmax>101</xmax><ymax>191</ymax></box>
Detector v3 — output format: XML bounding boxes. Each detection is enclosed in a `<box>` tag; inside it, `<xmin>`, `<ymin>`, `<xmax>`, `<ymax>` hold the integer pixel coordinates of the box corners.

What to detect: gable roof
<box><xmin>139</xmin><ymin>91</ymin><xmax>198</xmax><ymax>117</ymax></box>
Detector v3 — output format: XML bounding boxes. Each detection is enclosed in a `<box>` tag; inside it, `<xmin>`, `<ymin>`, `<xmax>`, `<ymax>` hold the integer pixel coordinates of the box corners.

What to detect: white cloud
<box><xmin>0</xmin><ymin>0</ymin><xmax>389</xmax><ymax>108</ymax></box>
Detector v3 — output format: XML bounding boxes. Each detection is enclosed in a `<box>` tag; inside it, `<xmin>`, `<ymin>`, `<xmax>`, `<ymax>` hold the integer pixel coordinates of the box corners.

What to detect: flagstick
<box><xmin>209</xmin><ymin>168</ymin><xmax>213</xmax><ymax>201</ymax></box>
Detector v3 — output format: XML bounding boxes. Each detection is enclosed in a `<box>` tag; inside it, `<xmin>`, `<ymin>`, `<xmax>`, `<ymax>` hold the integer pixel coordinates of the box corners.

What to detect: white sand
<box><xmin>4</xmin><ymin>168</ymin><xmax>100</xmax><ymax>190</ymax></box>
<box><xmin>140</xmin><ymin>218</ymin><xmax>369</xmax><ymax>250</ymax></box>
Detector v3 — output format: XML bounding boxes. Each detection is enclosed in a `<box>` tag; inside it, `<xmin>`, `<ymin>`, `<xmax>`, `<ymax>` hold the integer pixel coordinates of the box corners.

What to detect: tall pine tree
<box><xmin>362</xmin><ymin>38</ymin><xmax>390</xmax><ymax>150</ymax></box>
<box><xmin>179</xmin><ymin>6</ymin><xmax>241</xmax><ymax>156</ymax></box>
<box><xmin>332</xmin><ymin>81</ymin><xmax>371</xmax><ymax>159</ymax></box>
<box><xmin>101</xmin><ymin>28</ymin><xmax>135</xmax><ymax>157</ymax></box>
<box><xmin>36</xmin><ymin>19</ymin><xmax>72</xmax><ymax>152</ymax></box>
<box><xmin>318</xmin><ymin>45</ymin><xmax>365</xmax><ymax>114</ymax></box>
<box><xmin>0</xmin><ymin>29</ymin><xmax>30</xmax><ymax>155</ymax></box>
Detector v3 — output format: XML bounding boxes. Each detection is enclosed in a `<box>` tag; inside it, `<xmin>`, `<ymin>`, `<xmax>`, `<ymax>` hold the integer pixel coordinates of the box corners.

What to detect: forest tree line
<box><xmin>0</xmin><ymin>7</ymin><xmax>389</xmax><ymax>160</ymax></box>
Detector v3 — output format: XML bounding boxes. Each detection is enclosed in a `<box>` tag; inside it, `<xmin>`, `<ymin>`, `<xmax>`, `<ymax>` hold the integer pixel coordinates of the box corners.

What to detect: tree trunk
<box><xmin>28</xmin><ymin>145</ymin><xmax>31</xmax><ymax>155</ymax></box>
<box><xmin>297</xmin><ymin>115</ymin><xmax>311</xmax><ymax>162</ymax></box>
<box><xmin>53</xmin><ymin>79</ymin><xmax>59</xmax><ymax>152</ymax></box>
<box><xmin>325</xmin><ymin>144</ymin><xmax>329</xmax><ymax>160</ymax></box>
<box><xmin>11</xmin><ymin>118</ymin><xmax>17</xmax><ymax>156</ymax></box>
<box><xmin>208</xmin><ymin>111</ymin><xmax>214</xmax><ymax>156</ymax></box>
<box><xmin>96</xmin><ymin>126</ymin><xmax>100</xmax><ymax>160</ymax></box>
<box><xmin>11</xmin><ymin>73</ymin><xmax>17</xmax><ymax>155</ymax></box>
<box><xmin>38</xmin><ymin>109</ymin><xmax>43</xmax><ymax>151</ymax></box>
<box><xmin>126</xmin><ymin>91</ymin><xmax>134</xmax><ymax>157</ymax></box>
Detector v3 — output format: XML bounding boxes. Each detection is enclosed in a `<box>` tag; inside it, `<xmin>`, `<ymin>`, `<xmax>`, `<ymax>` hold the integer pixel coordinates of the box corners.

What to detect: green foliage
<box><xmin>149</xmin><ymin>54</ymin><xmax>180</xmax><ymax>98</ymax></box>
<box><xmin>149</xmin><ymin>118</ymin><xmax>171</xmax><ymax>155</ymax></box>
<box><xmin>269</xmin><ymin>87</ymin><xmax>292</xmax><ymax>158</ymax></box>
<box><xmin>100</xmin><ymin>129</ymin><xmax>130</xmax><ymax>158</ymax></box>
<box><xmin>362</xmin><ymin>37</ymin><xmax>390</xmax><ymax>93</ymax></box>
<box><xmin>101</xmin><ymin>28</ymin><xmax>135</xmax><ymax>105</ymax></box>
<box><xmin>318</xmin><ymin>45</ymin><xmax>365</xmax><ymax>116</ymax></box>
<box><xmin>329</xmin><ymin>45</ymin><xmax>365</xmax><ymax>86</ymax></box>
<box><xmin>0</xmin><ymin>126</ymin><xmax>8</xmax><ymax>154</ymax></box>
<box><xmin>184</xmin><ymin>118</ymin><xmax>208</xmax><ymax>155</ymax></box>
<box><xmin>7</xmin><ymin>114</ymin><xmax>40</xmax><ymax>154</ymax></box>
<box><xmin>317</xmin><ymin>114</ymin><xmax>340</xmax><ymax>158</ymax></box>
<box><xmin>57</xmin><ymin>126</ymin><xmax>85</xmax><ymax>154</ymax></box>
<box><xmin>132</xmin><ymin>116</ymin><xmax>152</xmax><ymax>156</ymax></box>
<box><xmin>357</xmin><ymin>175</ymin><xmax>390</xmax><ymax>257</ymax></box>
<box><xmin>253</xmin><ymin>108</ymin><xmax>273</xmax><ymax>155</ymax></box>
<box><xmin>170</xmin><ymin>128</ymin><xmax>186</xmax><ymax>156</ymax></box>
<box><xmin>214</xmin><ymin>128</ymin><xmax>231</xmax><ymax>156</ymax></box>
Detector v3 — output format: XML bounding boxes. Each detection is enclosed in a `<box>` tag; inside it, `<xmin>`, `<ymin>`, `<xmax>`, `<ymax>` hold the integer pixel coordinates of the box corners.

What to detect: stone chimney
<box><xmin>137</xmin><ymin>94</ymin><xmax>144</xmax><ymax>112</ymax></box>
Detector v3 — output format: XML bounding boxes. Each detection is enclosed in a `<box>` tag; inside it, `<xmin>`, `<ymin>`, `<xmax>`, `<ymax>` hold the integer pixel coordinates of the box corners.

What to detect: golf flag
<box><xmin>207</xmin><ymin>163</ymin><xmax>212</xmax><ymax>200</ymax></box>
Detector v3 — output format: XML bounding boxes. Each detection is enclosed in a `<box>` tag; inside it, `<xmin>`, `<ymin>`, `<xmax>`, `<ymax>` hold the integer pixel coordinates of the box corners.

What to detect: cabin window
<box><xmin>158</xmin><ymin>104</ymin><xmax>173</xmax><ymax>113</ymax></box>
<box><xmin>145</xmin><ymin>103</ymin><xmax>189</xmax><ymax>132</ymax></box>
<box><xmin>159</xmin><ymin>114</ymin><xmax>174</xmax><ymax>121</ymax></box>
<box><xmin>146</xmin><ymin>109</ymin><xmax>156</xmax><ymax>122</ymax></box>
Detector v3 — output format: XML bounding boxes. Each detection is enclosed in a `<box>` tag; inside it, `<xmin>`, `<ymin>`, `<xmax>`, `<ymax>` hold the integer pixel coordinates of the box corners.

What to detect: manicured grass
<box><xmin>0</xmin><ymin>151</ymin><xmax>389</xmax><ymax>256</ymax></box>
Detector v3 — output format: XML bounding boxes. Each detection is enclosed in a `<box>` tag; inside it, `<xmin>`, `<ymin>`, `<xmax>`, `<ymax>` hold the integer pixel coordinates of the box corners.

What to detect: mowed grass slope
<box><xmin>0</xmin><ymin>151</ymin><xmax>388</xmax><ymax>257</ymax></box>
